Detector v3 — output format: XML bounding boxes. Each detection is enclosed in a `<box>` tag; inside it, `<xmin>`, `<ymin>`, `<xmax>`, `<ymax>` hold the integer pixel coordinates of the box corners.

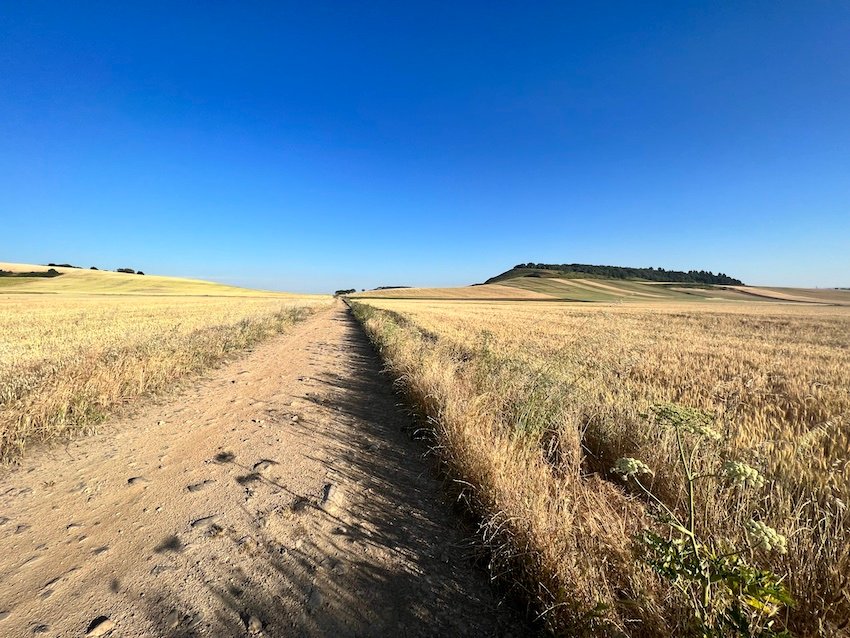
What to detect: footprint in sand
<box><xmin>38</xmin><ymin>567</ymin><xmax>80</xmax><ymax>599</ymax></box>
<box><xmin>39</xmin><ymin>576</ymin><xmax>61</xmax><ymax>599</ymax></box>
<box><xmin>187</xmin><ymin>479</ymin><xmax>216</xmax><ymax>492</ymax></box>
<box><xmin>19</xmin><ymin>554</ymin><xmax>43</xmax><ymax>568</ymax></box>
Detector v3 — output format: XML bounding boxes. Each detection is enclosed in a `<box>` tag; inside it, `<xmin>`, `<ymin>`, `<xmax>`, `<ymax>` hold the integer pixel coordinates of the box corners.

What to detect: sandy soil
<box><xmin>0</xmin><ymin>304</ymin><xmax>525</xmax><ymax>637</ymax></box>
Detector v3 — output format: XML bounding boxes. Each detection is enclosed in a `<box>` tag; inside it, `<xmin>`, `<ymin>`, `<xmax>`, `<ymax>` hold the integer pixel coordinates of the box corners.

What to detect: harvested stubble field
<box><xmin>0</xmin><ymin>293</ymin><xmax>329</xmax><ymax>461</ymax></box>
<box><xmin>350</xmin><ymin>298</ymin><xmax>850</xmax><ymax>636</ymax></box>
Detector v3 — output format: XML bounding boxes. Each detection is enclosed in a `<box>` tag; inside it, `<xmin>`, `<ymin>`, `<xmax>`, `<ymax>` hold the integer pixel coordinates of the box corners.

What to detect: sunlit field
<box><xmin>351</xmin><ymin>298</ymin><xmax>850</xmax><ymax>636</ymax></box>
<box><xmin>0</xmin><ymin>292</ymin><xmax>330</xmax><ymax>461</ymax></box>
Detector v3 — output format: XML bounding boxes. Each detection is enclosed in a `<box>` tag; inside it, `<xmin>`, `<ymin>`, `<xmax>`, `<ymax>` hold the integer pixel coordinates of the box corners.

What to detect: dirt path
<box><xmin>0</xmin><ymin>303</ymin><xmax>525</xmax><ymax>637</ymax></box>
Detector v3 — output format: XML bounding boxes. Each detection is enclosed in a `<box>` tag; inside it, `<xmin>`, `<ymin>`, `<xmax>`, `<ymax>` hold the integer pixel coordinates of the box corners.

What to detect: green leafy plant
<box><xmin>612</xmin><ymin>403</ymin><xmax>793</xmax><ymax>637</ymax></box>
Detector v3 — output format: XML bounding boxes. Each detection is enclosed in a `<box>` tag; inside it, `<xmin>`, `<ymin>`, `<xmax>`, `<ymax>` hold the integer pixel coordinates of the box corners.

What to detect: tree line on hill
<box><xmin>333</xmin><ymin>286</ymin><xmax>411</xmax><ymax>296</ymax></box>
<box><xmin>0</xmin><ymin>268</ymin><xmax>62</xmax><ymax>278</ymax></box>
<box><xmin>46</xmin><ymin>263</ymin><xmax>145</xmax><ymax>275</ymax></box>
<box><xmin>512</xmin><ymin>263</ymin><xmax>744</xmax><ymax>285</ymax></box>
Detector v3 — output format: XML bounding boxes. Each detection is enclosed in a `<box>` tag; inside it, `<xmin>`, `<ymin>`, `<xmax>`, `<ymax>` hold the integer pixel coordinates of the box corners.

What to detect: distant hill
<box><xmin>0</xmin><ymin>261</ymin><xmax>294</xmax><ymax>297</ymax></box>
<box><xmin>486</xmin><ymin>263</ymin><xmax>744</xmax><ymax>286</ymax></box>
<box><xmin>350</xmin><ymin>267</ymin><xmax>849</xmax><ymax>305</ymax></box>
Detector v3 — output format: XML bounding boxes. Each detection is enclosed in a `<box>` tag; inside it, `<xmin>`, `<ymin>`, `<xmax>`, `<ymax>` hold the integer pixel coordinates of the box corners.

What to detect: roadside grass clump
<box><xmin>0</xmin><ymin>295</ymin><xmax>327</xmax><ymax>461</ymax></box>
<box><xmin>350</xmin><ymin>299</ymin><xmax>850</xmax><ymax>636</ymax></box>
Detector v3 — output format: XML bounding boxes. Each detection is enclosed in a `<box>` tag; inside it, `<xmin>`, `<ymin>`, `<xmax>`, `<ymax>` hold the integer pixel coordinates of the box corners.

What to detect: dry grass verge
<box><xmin>350</xmin><ymin>299</ymin><xmax>850</xmax><ymax>636</ymax></box>
<box><xmin>0</xmin><ymin>295</ymin><xmax>329</xmax><ymax>461</ymax></box>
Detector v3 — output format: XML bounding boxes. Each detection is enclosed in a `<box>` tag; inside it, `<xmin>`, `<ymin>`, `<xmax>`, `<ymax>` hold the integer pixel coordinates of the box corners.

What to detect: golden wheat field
<box><xmin>0</xmin><ymin>293</ymin><xmax>329</xmax><ymax>461</ymax></box>
<box><xmin>351</xmin><ymin>298</ymin><xmax>850</xmax><ymax>636</ymax></box>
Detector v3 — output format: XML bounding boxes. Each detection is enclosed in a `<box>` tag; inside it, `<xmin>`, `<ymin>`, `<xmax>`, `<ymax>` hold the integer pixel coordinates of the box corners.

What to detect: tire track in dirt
<box><xmin>0</xmin><ymin>302</ymin><xmax>526</xmax><ymax>637</ymax></box>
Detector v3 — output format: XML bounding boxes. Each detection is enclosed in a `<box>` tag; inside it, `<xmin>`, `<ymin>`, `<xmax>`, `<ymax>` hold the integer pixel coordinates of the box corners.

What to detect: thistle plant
<box><xmin>612</xmin><ymin>403</ymin><xmax>792</xmax><ymax>637</ymax></box>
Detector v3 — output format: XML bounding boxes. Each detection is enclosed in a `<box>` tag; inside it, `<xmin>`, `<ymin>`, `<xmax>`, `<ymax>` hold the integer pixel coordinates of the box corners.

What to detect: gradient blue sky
<box><xmin>2</xmin><ymin>2</ymin><xmax>849</xmax><ymax>292</ymax></box>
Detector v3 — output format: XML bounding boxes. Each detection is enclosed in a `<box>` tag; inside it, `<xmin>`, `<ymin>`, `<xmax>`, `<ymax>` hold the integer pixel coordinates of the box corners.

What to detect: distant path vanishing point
<box><xmin>0</xmin><ymin>303</ymin><xmax>525</xmax><ymax>637</ymax></box>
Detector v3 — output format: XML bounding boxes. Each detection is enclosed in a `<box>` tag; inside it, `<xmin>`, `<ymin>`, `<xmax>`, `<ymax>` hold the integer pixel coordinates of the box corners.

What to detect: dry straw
<box><xmin>351</xmin><ymin>299</ymin><xmax>850</xmax><ymax>636</ymax></box>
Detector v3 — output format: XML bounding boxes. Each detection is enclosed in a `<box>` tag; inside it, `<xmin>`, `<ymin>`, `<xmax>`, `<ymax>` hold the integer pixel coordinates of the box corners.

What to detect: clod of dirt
<box><xmin>252</xmin><ymin>459</ymin><xmax>277</xmax><ymax>472</ymax></box>
<box><xmin>290</xmin><ymin>496</ymin><xmax>311</xmax><ymax>513</ymax></box>
<box><xmin>85</xmin><ymin>616</ymin><xmax>115</xmax><ymax>636</ymax></box>
<box><xmin>165</xmin><ymin>609</ymin><xmax>180</xmax><ymax>628</ymax></box>
<box><xmin>320</xmin><ymin>483</ymin><xmax>345</xmax><ymax>514</ymax></box>
<box><xmin>206</xmin><ymin>523</ymin><xmax>224</xmax><ymax>537</ymax></box>
<box><xmin>127</xmin><ymin>476</ymin><xmax>148</xmax><ymax>486</ymax></box>
<box><xmin>0</xmin><ymin>610</ymin><xmax>10</xmax><ymax>621</ymax></box>
<box><xmin>189</xmin><ymin>514</ymin><xmax>218</xmax><ymax>528</ymax></box>
<box><xmin>245</xmin><ymin>613</ymin><xmax>263</xmax><ymax>634</ymax></box>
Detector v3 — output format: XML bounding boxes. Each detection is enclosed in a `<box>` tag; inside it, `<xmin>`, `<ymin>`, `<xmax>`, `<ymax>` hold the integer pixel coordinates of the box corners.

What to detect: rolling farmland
<box><xmin>352</xmin><ymin>273</ymin><xmax>850</xmax><ymax>305</ymax></box>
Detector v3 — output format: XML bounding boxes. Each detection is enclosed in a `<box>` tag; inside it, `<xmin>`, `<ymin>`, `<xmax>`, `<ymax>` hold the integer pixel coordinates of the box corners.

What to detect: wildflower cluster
<box><xmin>649</xmin><ymin>403</ymin><xmax>721</xmax><ymax>440</ymax></box>
<box><xmin>611</xmin><ymin>457</ymin><xmax>653</xmax><ymax>479</ymax></box>
<box><xmin>746</xmin><ymin>520</ymin><xmax>788</xmax><ymax>554</ymax></box>
<box><xmin>721</xmin><ymin>460</ymin><xmax>766</xmax><ymax>488</ymax></box>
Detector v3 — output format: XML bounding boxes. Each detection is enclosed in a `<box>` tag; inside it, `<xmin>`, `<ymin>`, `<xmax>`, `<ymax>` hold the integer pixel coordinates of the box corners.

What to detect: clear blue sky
<box><xmin>2</xmin><ymin>2</ymin><xmax>849</xmax><ymax>292</ymax></box>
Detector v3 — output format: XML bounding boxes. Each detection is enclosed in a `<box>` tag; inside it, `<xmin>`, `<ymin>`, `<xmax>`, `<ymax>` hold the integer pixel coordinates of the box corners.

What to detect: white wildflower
<box><xmin>745</xmin><ymin>520</ymin><xmax>788</xmax><ymax>554</ymax></box>
<box><xmin>683</xmin><ymin>421</ymin><xmax>722</xmax><ymax>441</ymax></box>
<box><xmin>721</xmin><ymin>460</ymin><xmax>765</xmax><ymax>488</ymax></box>
<box><xmin>611</xmin><ymin>457</ymin><xmax>654</xmax><ymax>479</ymax></box>
<box><xmin>650</xmin><ymin>403</ymin><xmax>721</xmax><ymax>441</ymax></box>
